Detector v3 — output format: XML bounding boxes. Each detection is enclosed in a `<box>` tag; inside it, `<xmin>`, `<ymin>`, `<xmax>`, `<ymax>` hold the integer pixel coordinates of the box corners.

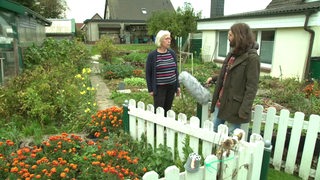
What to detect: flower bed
<box><xmin>0</xmin><ymin>106</ymin><xmax>148</xmax><ymax>179</ymax></box>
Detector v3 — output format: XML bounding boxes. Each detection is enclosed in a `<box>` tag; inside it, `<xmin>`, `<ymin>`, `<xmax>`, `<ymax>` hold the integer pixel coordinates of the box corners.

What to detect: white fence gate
<box><xmin>126</xmin><ymin>99</ymin><xmax>265</xmax><ymax>180</ymax></box>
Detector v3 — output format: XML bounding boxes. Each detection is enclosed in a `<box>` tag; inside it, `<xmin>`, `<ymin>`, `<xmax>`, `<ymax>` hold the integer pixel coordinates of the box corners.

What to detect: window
<box><xmin>217</xmin><ymin>30</ymin><xmax>275</xmax><ymax>65</ymax></box>
<box><xmin>141</xmin><ymin>8</ymin><xmax>147</xmax><ymax>14</ymax></box>
<box><xmin>259</xmin><ymin>31</ymin><xmax>274</xmax><ymax>64</ymax></box>
<box><xmin>218</xmin><ymin>31</ymin><xmax>228</xmax><ymax>57</ymax></box>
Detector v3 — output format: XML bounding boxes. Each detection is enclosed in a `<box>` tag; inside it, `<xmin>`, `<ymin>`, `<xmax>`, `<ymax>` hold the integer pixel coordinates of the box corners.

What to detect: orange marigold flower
<box><xmin>17</xmin><ymin>149</ymin><xmax>23</xmax><ymax>156</ymax></box>
<box><xmin>96</xmin><ymin>155</ymin><xmax>102</xmax><ymax>160</ymax></box>
<box><xmin>94</xmin><ymin>132</ymin><xmax>100</xmax><ymax>138</ymax></box>
<box><xmin>70</xmin><ymin>163</ymin><xmax>78</xmax><ymax>170</ymax></box>
<box><xmin>64</xmin><ymin>167</ymin><xmax>70</xmax><ymax>173</ymax></box>
<box><xmin>52</xmin><ymin>160</ymin><xmax>59</xmax><ymax>166</ymax></box>
<box><xmin>61</xmin><ymin>160</ymin><xmax>67</xmax><ymax>165</ymax></box>
<box><xmin>50</xmin><ymin>167</ymin><xmax>57</xmax><ymax>173</ymax></box>
<box><xmin>60</xmin><ymin>172</ymin><xmax>67</xmax><ymax>178</ymax></box>
<box><xmin>87</xmin><ymin>140</ymin><xmax>95</xmax><ymax>145</ymax></box>
<box><xmin>42</xmin><ymin>169</ymin><xmax>48</xmax><ymax>173</ymax></box>
<box><xmin>92</xmin><ymin>161</ymin><xmax>100</xmax><ymax>166</ymax></box>
<box><xmin>23</xmin><ymin>147</ymin><xmax>31</xmax><ymax>153</ymax></box>
<box><xmin>132</xmin><ymin>158</ymin><xmax>138</xmax><ymax>164</ymax></box>
<box><xmin>19</xmin><ymin>162</ymin><xmax>25</xmax><ymax>167</ymax></box>
<box><xmin>6</xmin><ymin>140</ymin><xmax>14</xmax><ymax>146</ymax></box>
<box><xmin>35</xmin><ymin>174</ymin><xmax>41</xmax><ymax>179</ymax></box>
<box><xmin>143</xmin><ymin>167</ymin><xmax>147</xmax><ymax>172</ymax></box>
<box><xmin>30</xmin><ymin>153</ymin><xmax>37</xmax><ymax>158</ymax></box>
<box><xmin>10</xmin><ymin>167</ymin><xmax>19</xmax><ymax>173</ymax></box>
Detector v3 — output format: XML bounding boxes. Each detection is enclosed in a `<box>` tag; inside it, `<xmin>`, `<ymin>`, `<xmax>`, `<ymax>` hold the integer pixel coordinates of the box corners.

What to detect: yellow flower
<box><xmin>75</xmin><ymin>74</ymin><xmax>82</xmax><ymax>79</ymax></box>
<box><xmin>80</xmin><ymin>91</ymin><xmax>86</xmax><ymax>95</ymax></box>
<box><xmin>93</xmin><ymin>103</ymin><xmax>97</xmax><ymax>106</ymax></box>
<box><xmin>85</xmin><ymin>108</ymin><xmax>91</xmax><ymax>113</ymax></box>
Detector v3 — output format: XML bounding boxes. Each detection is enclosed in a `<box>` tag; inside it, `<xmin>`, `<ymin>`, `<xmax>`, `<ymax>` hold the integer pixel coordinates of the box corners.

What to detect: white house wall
<box><xmin>201</xmin><ymin>31</ymin><xmax>217</xmax><ymax>62</ymax></box>
<box><xmin>197</xmin><ymin>13</ymin><xmax>320</xmax><ymax>30</ymax></box>
<box><xmin>198</xmin><ymin>12</ymin><xmax>320</xmax><ymax>79</ymax></box>
<box><xmin>271</xmin><ymin>28</ymin><xmax>309</xmax><ymax>80</ymax></box>
<box><xmin>312</xmin><ymin>26</ymin><xmax>320</xmax><ymax>57</ymax></box>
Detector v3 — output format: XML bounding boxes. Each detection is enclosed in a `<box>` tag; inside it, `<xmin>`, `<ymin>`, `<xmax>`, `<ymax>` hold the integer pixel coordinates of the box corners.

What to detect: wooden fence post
<box><xmin>122</xmin><ymin>100</ymin><xmax>129</xmax><ymax>133</ymax></box>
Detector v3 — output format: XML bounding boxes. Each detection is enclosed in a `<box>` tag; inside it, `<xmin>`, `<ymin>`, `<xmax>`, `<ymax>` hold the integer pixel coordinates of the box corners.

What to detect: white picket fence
<box><xmin>126</xmin><ymin>99</ymin><xmax>265</xmax><ymax>180</ymax></box>
<box><xmin>196</xmin><ymin>103</ymin><xmax>320</xmax><ymax>180</ymax></box>
<box><xmin>245</xmin><ymin>105</ymin><xmax>320</xmax><ymax>180</ymax></box>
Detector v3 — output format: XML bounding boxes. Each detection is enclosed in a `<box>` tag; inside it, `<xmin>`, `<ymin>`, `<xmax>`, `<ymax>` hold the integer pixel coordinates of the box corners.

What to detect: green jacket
<box><xmin>210</xmin><ymin>47</ymin><xmax>260</xmax><ymax>124</ymax></box>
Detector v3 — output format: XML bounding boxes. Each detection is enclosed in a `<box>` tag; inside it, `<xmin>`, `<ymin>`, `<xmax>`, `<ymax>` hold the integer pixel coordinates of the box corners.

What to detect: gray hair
<box><xmin>155</xmin><ymin>30</ymin><xmax>170</xmax><ymax>47</ymax></box>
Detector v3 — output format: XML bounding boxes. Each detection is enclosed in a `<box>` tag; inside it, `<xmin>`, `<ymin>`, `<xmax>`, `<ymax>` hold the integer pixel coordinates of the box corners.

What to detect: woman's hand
<box><xmin>149</xmin><ymin>92</ymin><xmax>154</xmax><ymax>96</ymax></box>
<box><xmin>206</xmin><ymin>77</ymin><xmax>212</xmax><ymax>84</ymax></box>
<box><xmin>176</xmin><ymin>88</ymin><xmax>181</xmax><ymax>96</ymax></box>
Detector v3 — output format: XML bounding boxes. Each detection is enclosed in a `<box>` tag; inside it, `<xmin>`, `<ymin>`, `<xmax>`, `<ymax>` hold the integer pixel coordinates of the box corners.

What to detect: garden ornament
<box><xmin>184</xmin><ymin>152</ymin><xmax>201</xmax><ymax>173</ymax></box>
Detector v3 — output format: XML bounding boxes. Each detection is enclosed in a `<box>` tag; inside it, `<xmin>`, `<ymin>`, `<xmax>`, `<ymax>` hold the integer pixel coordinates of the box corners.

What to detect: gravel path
<box><xmin>90</xmin><ymin>57</ymin><xmax>115</xmax><ymax>110</ymax></box>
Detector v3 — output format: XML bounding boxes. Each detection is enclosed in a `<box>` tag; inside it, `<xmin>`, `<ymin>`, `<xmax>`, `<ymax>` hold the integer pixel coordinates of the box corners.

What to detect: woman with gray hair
<box><xmin>145</xmin><ymin>30</ymin><xmax>180</xmax><ymax>115</ymax></box>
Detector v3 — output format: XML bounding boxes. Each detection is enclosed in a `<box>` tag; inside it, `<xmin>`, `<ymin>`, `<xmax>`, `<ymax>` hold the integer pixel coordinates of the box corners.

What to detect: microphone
<box><xmin>179</xmin><ymin>71</ymin><xmax>211</xmax><ymax>105</ymax></box>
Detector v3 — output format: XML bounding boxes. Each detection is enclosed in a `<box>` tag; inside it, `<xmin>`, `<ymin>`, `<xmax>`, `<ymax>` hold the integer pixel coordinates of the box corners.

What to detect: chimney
<box><xmin>210</xmin><ymin>0</ymin><xmax>225</xmax><ymax>18</ymax></box>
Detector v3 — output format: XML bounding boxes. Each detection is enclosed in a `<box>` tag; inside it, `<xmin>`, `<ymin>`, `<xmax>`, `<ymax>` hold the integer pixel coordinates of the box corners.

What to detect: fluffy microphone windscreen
<box><xmin>179</xmin><ymin>71</ymin><xmax>211</xmax><ymax>105</ymax></box>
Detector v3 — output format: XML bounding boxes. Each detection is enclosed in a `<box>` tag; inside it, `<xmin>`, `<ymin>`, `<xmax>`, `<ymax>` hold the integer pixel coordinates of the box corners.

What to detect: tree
<box><xmin>13</xmin><ymin>0</ymin><xmax>67</xmax><ymax>19</ymax></box>
<box><xmin>146</xmin><ymin>3</ymin><xmax>201</xmax><ymax>52</ymax></box>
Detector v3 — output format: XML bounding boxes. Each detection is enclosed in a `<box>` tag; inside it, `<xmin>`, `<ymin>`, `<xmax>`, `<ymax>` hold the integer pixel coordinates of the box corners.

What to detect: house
<box><xmin>82</xmin><ymin>0</ymin><xmax>175</xmax><ymax>44</ymax></box>
<box><xmin>45</xmin><ymin>19</ymin><xmax>76</xmax><ymax>40</ymax></box>
<box><xmin>0</xmin><ymin>0</ymin><xmax>51</xmax><ymax>85</ymax></box>
<box><xmin>198</xmin><ymin>0</ymin><xmax>320</xmax><ymax>81</ymax></box>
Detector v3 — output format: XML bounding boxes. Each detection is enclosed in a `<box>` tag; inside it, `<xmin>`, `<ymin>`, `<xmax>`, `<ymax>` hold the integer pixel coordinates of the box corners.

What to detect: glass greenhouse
<box><xmin>0</xmin><ymin>0</ymin><xmax>51</xmax><ymax>85</ymax></box>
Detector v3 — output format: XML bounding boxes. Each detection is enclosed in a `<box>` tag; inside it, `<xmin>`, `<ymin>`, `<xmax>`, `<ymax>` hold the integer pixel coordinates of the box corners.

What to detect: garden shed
<box><xmin>0</xmin><ymin>0</ymin><xmax>51</xmax><ymax>85</ymax></box>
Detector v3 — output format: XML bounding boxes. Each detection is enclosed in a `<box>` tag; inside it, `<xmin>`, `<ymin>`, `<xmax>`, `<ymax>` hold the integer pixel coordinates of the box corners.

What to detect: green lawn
<box><xmin>268</xmin><ymin>168</ymin><xmax>302</xmax><ymax>179</ymax></box>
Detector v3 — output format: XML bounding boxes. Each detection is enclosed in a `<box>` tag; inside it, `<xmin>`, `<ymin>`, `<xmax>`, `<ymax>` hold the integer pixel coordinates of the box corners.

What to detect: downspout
<box><xmin>303</xmin><ymin>10</ymin><xmax>316</xmax><ymax>80</ymax></box>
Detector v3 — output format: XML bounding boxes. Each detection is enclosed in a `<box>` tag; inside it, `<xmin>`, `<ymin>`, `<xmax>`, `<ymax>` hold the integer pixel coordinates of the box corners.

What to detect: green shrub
<box><xmin>96</xmin><ymin>35</ymin><xmax>117</xmax><ymax>63</ymax></box>
<box><xmin>123</xmin><ymin>52</ymin><xmax>147</xmax><ymax>68</ymax></box>
<box><xmin>0</xmin><ymin>39</ymin><xmax>96</xmax><ymax>140</ymax></box>
<box><xmin>101</xmin><ymin>64</ymin><xmax>135</xmax><ymax>79</ymax></box>
<box><xmin>24</xmin><ymin>38</ymin><xmax>89</xmax><ymax>71</ymax></box>
<box><xmin>123</xmin><ymin>77</ymin><xmax>146</xmax><ymax>87</ymax></box>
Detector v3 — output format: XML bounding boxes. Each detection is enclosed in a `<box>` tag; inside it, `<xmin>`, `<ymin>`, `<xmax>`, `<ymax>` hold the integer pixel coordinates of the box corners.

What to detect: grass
<box><xmin>268</xmin><ymin>168</ymin><xmax>302</xmax><ymax>179</ymax></box>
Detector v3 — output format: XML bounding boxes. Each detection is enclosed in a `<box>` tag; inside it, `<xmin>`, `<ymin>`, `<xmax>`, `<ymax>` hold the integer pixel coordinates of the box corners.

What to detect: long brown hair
<box><xmin>230</xmin><ymin>23</ymin><xmax>255</xmax><ymax>55</ymax></box>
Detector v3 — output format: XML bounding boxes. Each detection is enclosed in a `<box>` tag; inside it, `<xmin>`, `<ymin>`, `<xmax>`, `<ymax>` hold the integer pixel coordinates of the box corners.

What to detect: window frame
<box><xmin>216</xmin><ymin>29</ymin><xmax>275</xmax><ymax>69</ymax></box>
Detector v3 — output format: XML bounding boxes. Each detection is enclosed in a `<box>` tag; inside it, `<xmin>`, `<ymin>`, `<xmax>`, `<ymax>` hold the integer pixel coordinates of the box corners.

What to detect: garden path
<box><xmin>90</xmin><ymin>57</ymin><xmax>115</xmax><ymax>110</ymax></box>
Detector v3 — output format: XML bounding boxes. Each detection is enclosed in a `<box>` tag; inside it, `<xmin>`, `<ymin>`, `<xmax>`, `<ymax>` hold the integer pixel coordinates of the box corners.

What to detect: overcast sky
<box><xmin>65</xmin><ymin>0</ymin><xmax>272</xmax><ymax>23</ymax></box>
